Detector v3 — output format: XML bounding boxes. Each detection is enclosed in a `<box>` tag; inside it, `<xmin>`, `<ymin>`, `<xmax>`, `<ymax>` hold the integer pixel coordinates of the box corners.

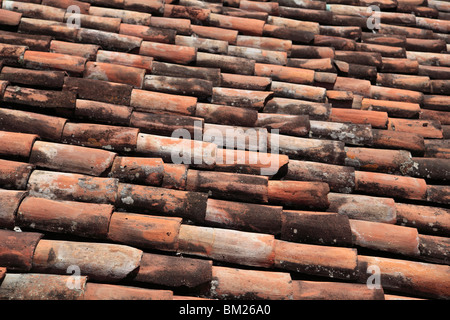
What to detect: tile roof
<box><xmin>0</xmin><ymin>0</ymin><xmax>449</xmax><ymax>302</ymax></box>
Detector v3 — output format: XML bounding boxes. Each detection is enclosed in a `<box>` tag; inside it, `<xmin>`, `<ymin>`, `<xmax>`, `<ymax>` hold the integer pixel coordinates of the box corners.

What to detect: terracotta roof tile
<box><xmin>0</xmin><ymin>0</ymin><xmax>448</xmax><ymax>301</ymax></box>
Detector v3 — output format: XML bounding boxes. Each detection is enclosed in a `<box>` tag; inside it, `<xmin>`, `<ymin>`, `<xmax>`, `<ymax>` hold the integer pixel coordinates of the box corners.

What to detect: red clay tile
<box><xmin>178</xmin><ymin>224</ymin><xmax>276</xmax><ymax>268</ymax></box>
<box><xmin>240</xmin><ymin>0</ymin><xmax>279</xmax><ymax>14</ymax></box>
<box><xmin>133</xmin><ymin>252</ymin><xmax>212</xmax><ymax>288</ymax></box>
<box><xmin>426</xmin><ymin>185</ymin><xmax>449</xmax><ymax>205</ymax></box>
<box><xmin>32</xmin><ymin>239</ymin><xmax>143</xmax><ymax>282</ymax></box>
<box><xmin>287</xmin><ymin>58</ymin><xmax>336</xmax><ymax>73</ymax></box>
<box><xmin>84</xmin><ymin>61</ymin><xmax>145</xmax><ymax>88</ymax></box>
<box><xmin>255</xmin><ymin>63</ymin><xmax>315</xmax><ymax>85</ymax></box>
<box><xmin>430</xmin><ymin>79</ymin><xmax>450</xmax><ymax>95</ymax></box>
<box><xmin>96</xmin><ymin>50</ymin><xmax>153</xmax><ymax>72</ymax></box>
<box><xmin>376</xmin><ymin>73</ymin><xmax>430</xmax><ymax>93</ymax></box>
<box><xmin>89</xmin><ymin>6</ymin><xmax>151</xmax><ymax>25</ymax></box>
<box><xmin>424</xmin><ymin>95</ymin><xmax>449</xmax><ymax>111</ymax></box>
<box><xmin>41</xmin><ymin>0</ymin><xmax>90</xmax><ymax>13</ymax></box>
<box><xmin>372</xmin><ymin>129</ymin><xmax>425</xmax><ymax>154</ymax></box>
<box><xmin>108</xmin><ymin>212</ymin><xmax>182</xmax><ymax>251</ymax></box>
<box><xmin>164</xmin><ymin>4</ymin><xmax>211</xmax><ymax>23</ymax></box>
<box><xmin>195</xmin><ymin>103</ymin><xmax>258</xmax><ymax>127</ymax></box>
<box><xmin>228</xmin><ymin>45</ymin><xmax>287</xmax><ymax>65</ymax></box>
<box><xmin>191</xmin><ymin>24</ymin><xmax>238</xmax><ymax>44</ymax></box>
<box><xmin>236</xmin><ymin>34</ymin><xmax>292</xmax><ymax>52</ymax></box>
<box><xmin>271</xmin><ymin>81</ymin><xmax>327</xmax><ymax>102</ymax></box>
<box><xmin>77</xmin><ymin>27</ymin><xmax>142</xmax><ymax>51</ymax></box>
<box><xmin>0</xmin><ymin>107</ymin><xmax>67</xmax><ymax>141</ymax></box>
<box><xmin>27</xmin><ymin>170</ymin><xmax>118</xmax><ymax>204</ymax></box>
<box><xmin>0</xmin><ymin>273</ymin><xmax>87</xmax><ymax>300</ymax></box>
<box><xmin>420</xmin><ymin>109</ymin><xmax>450</xmax><ymax>126</ymax></box>
<box><xmin>131</xmin><ymin>89</ymin><xmax>197</xmax><ymax>116</ymax></box>
<box><xmin>410</xmin><ymin>157</ymin><xmax>450</xmax><ymax>181</ymax></box>
<box><xmin>18</xmin><ymin>18</ymin><xmax>79</xmax><ymax>42</ymax></box>
<box><xmin>357</xmin><ymin>255</ymin><xmax>450</xmax><ymax>299</ymax></box>
<box><xmin>327</xmin><ymin>192</ymin><xmax>396</xmax><ymax>224</ymax></box>
<box><xmin>274</xmin><ymin>239</ymin><xmax>358</xmax><ymax>279</ymax></box>
<box><xmin>140</xmin><ymin>41</ymin><xmax>196</xmax><ymax>64</ymax></box>
<box><xmin>182</xmin><ymin>0</ymin><xmax>222</xmax><ymax>12</ymax></box>
<box><xmin>0</xmin><ymin>8</ymin><xmax>22</xmax><ymax>26</ymax></box>
<box><xmin>109</xmin><ymin>156</ymin><xmax>163</xmax><ymax>186</ymax></box>
<box><xmin>333</xmin><ymin>76</ymin><xmax>371</xmax><ymax>97</ymax></box>
<box><xmin>293</xmin><ymin>280</ymin><xmax>384</xmax><ymax>300</ymax></box>
<box><xmin>0</xmin><ymin>159</ymin><xmax>34</xmax><ymax>190</ymax></box>
<box><xmin>62</xmin><ymin>122</ymin><xmax>139</xmax><ymax>152</ymax></box>
<box><xmin>149</xmin><ymin>16</ymin><xmax>191</xmax><ymax>35</ymax></box>
<box><xmin>0</xmin><ymin>189</ymin><xmax>27</xmax><ymax>229</ymax></box>
<box><xmin>278</xmin><ymin>133</ymin><xmax>346</xmax><ymax>164</ymax></box>
<box><xmin>290</xmin><ymin>44</ymin><xmax>334</xmax><ymax>59</ymax></box>
<box><xmin>3</xmin><ymin>1</ymin><xmax>66</xmax><ymax>21</ymax></box>
<box><xmin>285</xmin><ymin>159</ymin><xmax>355</xmax><ymax>193</ymax></box>
<box><xmin>186</xmin><ymin>169</ymin><xmax>269</xmax><ymax>203</ymax></box>
<box><xmin>50</xmin><ymin>43</ymin><xmax>100</xmax><ymax>65</ymax></box>
<box><xmin>355</xmin><ymin>170</ymin><xmax>427</xmax><ymax>200</ymax></box>
<box><xmin>124</xmin><ymin>0</ymin><xmax>164</xmax><ymax>14</ymax></box>
<box><xmin>380</xmin><ymin>57</ymin><xmax>419</xmax><ymax>74</ymax></box>
<box><xmin>175</xmin><ymin>35</ymin><xmax>228</xmax><ymax>54</ymax></box>
<box><xmin>17</xmin><ymin>197</ymin><xmax>113</xmax><ymax>238</ymax></box>
<box><xmin>223</xmin><ymin>6</ymin><xmax>269</xmax><ymax>20</ymax></box>
<box><xmin>0</xmin><ymin>131</ymin><xmax>38</xmax><ymax>159</ymax></box>
<box><xmin>267</xmin><ymin>15</ymin><xmax>319</xmax><ymax>34</ymax></box>
<box><xmin>314</xmin><ymin>34</ymin><xmax>356</xmax><ymax>51</ymax></box>
<box><xmin>379</xmin><ymin>23</ymin><xmax>433</xmax><ymax>39</ymax></box>
<box><xmin>268</xmin><ymin>180</ymin><xmax>330</xmax><ymax>209</ymax></box>
<box><xmin>335</xmin><ymin>50</ymin><xmax>382</xmax><ymax>68</ymax></box>
<box><xmin>281</xmin><ymin>210</ymin><xmax>353</xmax><ymax>246</ymax></box>
<box><xmin>131</xmin><ymin>111</ymin><xmax>203</xmax><ymax>137</ymax></box>
<box><xmin>119</xmin><ymin>23</ymin><xmax>176</xmax><ymax>44</ymax></box>
<box><xmin>205</xmin><ymin>198</ymin><xmax>282</xmax><ymax>234</ymax></box>
<box><xmin>196</xmin><ymin>52</ymin><xmax>255</xmax><ymax>75</ymax></box>
<box><xmin>74</xmin><ymin>99</ymin><xmax>132</xmax><ymax>125</ymax></box>
<box><xmin>256</xmin><ymin>113</ymin><xmax>310</xmax><ymax>137</ymax></box>
<box><xmin>418</xmin><ymin>234</ymin><xmax>449</xmax><ymax>265</ymax></box>
<box><xmin>0</xmin><ymin>66</ymin><xmax>65</xmax><ymax>88</ymax></box>
<box><xmin>387</xmin><ymin>118</ymin><xmax>443</xmax><ymax>139</ymax></box>
<box><xmin>320</xmin><ymin>25</ymin><xmax>361</xmax><ymax>41</ymax></box>
<box><xmin>361</xmin><ymin>32</ymin><xmax>406</xmax><ymax>47</ymax></box>
<box><xmin>419</xmin><ymin>66</ymin><xmax>450</xmax><ymax>80</ymax></box>
<box><xmin>345</xmin><ymin>147</ymin><xmax>413</xmax><ymax>174</ymax></box>
<box><xmin>330</xmin><ymin>108</ymin><xmax>388</xmax><ymax>129</ymax></box>
<box><xmin>29</xmin><ymin>141</ymin><xmax>116</xmax><ymax>176</ymax></box>
<box><xmin>82</xmin><ymin>283</ymin><xmax>173</xmax><ymax>300</ymax></box>
<box><xmin>65</xmin><ymin>12</ymin><xmax>121</xmax><ymax>32</ymax></box>
<box><xmin>0</xmin><ymin>30</ymin><xmax>51</xmax><ymax>51</ymax></box>
<box><xmin>0</xmin><ymin>229</ymin><xmax>43</xmax><ymax>271</ymax></box>
<box><xmin>136</xmin><ymin>133</ymin><xmax>217</xmax><ymax>168</ymax></box>
<box><xmin>144</xmin><ymin>75</ymin><xmax>212</xmax><ymax>97</ymax></box>
<box><xmin>424</xmin><ymin>139</ymin><xmax>450</xmax><ymax>159</ymax></box>
<box><xmin>220</xmin><ymin>73</ymin><xmax>271</xmax><ymax>91</ymax></box>
<box><xmin>309</xmin><ymin>121</ymin><xmax>373</xmax><ymax>146</ymax></box>
<box><xmin>262</xmin><ymin>24</ymin><xmax>315</xmax><ymax>43</ymax></box>
<box><xmin>350</xmin><ymin>219</ymin><xmax>420</xmax><ymax>256</ymax></box>
<box><xmin>0</xmin><ymin>43</ymin><xmax>27</xmax><ymax>66</ymax></box>
<box><xmin>151</xmin><ymin>61</ymin><xmax>221</xmax><ymax>86</ymax></box>
<box><xmin>211</xmin><ymin>87</ymin><xmax>273</xmax><ymax>109</ymax></box>
<box><xmin>208</xmin><ymin>13</ymin><xmax>265</xmax><ymax>36</ymax></box>
<box><xmin>406</xmin><ymin>38</ymin><xmax>447</xmax><ymax>53</ymax></box>
<box><xmin>208</xmin><ymin>266</ymin><xmax>293</xmax><ymax>300</ymax></box>
<box><xmin>407</xmin><ymin>51</ymin><xmax>450</xmax><ymax>67</ymax></box>
<box><xmin>116</xmin><ymin>183</ymin><xmax>208</xmax><ymax>222</ymax></box>
<box><xmin>3</xmin><ymin>85</ymin><xmax>77</xmax><ymax>109</ymax></box>
<box><xmin>161</xmin><ymin>163</ymin><xmax>189</xmax><ymax>190</ymax></box>
<box><xmin>361</xmin><ymin>98</ymin><xmax>421</xmax><ymax>118</ymax></box>
<box><xmin>264</xmin><ymin>97</ymin><xmax>330</xmax><ymax>120</ymax></box>
<box><xmin>23</xmin><ymin>50</ymin><xmax>86</xmax><ymax>74</ymax></box>
<box><xmin>63</xmin><ymin>77</ymin><xmax>133</xmax><ymax>105</ymax></box>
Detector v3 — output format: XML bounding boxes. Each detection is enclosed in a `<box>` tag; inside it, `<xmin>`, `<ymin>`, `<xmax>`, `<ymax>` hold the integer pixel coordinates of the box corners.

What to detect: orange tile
<box><xmin>32</xmin><ymin>239</ymin><xmax>143</xmax><ymax>282</ymax></box>
<box><xmin>30</xmin><ymin>141</ymin><xmax>116</xmax><ymax>176</ymax></box>
<box><xmin>208</xmin><ymin>13</ymin><xmax>265</xmax><ymax>36</ymax></box>
<box><xmin>74</xmin><ymin>99</ymin><xmax>132</xmax><ymax>125</ymax></box>
<box><xmin>108</xmin><ymin>212</ymin><xmax>182</xmax><ymax>251</ymax></box>
<box><xmin>109</xmin><ymin>156</ymin><xmax>164</xmax><ymax>186</ymax></box>
<box><xmin>0</xmin><ymin>229</ymin><xmax>43</xmax><ymax>272</ymax></box>
<box><xmin>396</xmin><ymin>202</ymin><xmax>450</xmax><ymax>236</ymax></box>
<box><xmin>388</xmin><ymin>118</ymin><xmax>443</xmax><ymax>138</ymax></box>
<box><xmin>96</xmin><ymin>50</ymin><xmax>153</xmax><ymax>72</ymax></box>
<box><xmin>139</xmin><ymin>41</ymin><xmax>196</xmax><ymax>64</ymax></box>
<box><xmin>0</xmin><ymin>159</ymin><xmax>34</xmax><ymax>190</ymax></box>
<box><xmin>17</xmin><ymin>197</ymin><xmax>113</xmax><ymax>238</ymax></box>
<box><xmin>82</xmin><ymin>283</ymin><xmax>173</xmax><ymax>300</ymax></box>
<box><xmin>84</xmin><ymin>61</ymin><xmax>145</xmax><ymax>88</ymax></box>
<box><xmin>268</xmin><ymin>180</ymin><xmax>330</xmax><ymax>209</ymax></box>
<box><xmin>293</xmin><ymin>280</ymin><xmax>384</xmax><ymax>300</ymax></box>
<box><xmin>0</xmin><ymin>131</ymin><xmax>38</xmax><ymax>159</ymax></box>
<box><xmin>0</xmin><ymin>189</ymin><xmax>27</xmax><ymax>229</ymax></box>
